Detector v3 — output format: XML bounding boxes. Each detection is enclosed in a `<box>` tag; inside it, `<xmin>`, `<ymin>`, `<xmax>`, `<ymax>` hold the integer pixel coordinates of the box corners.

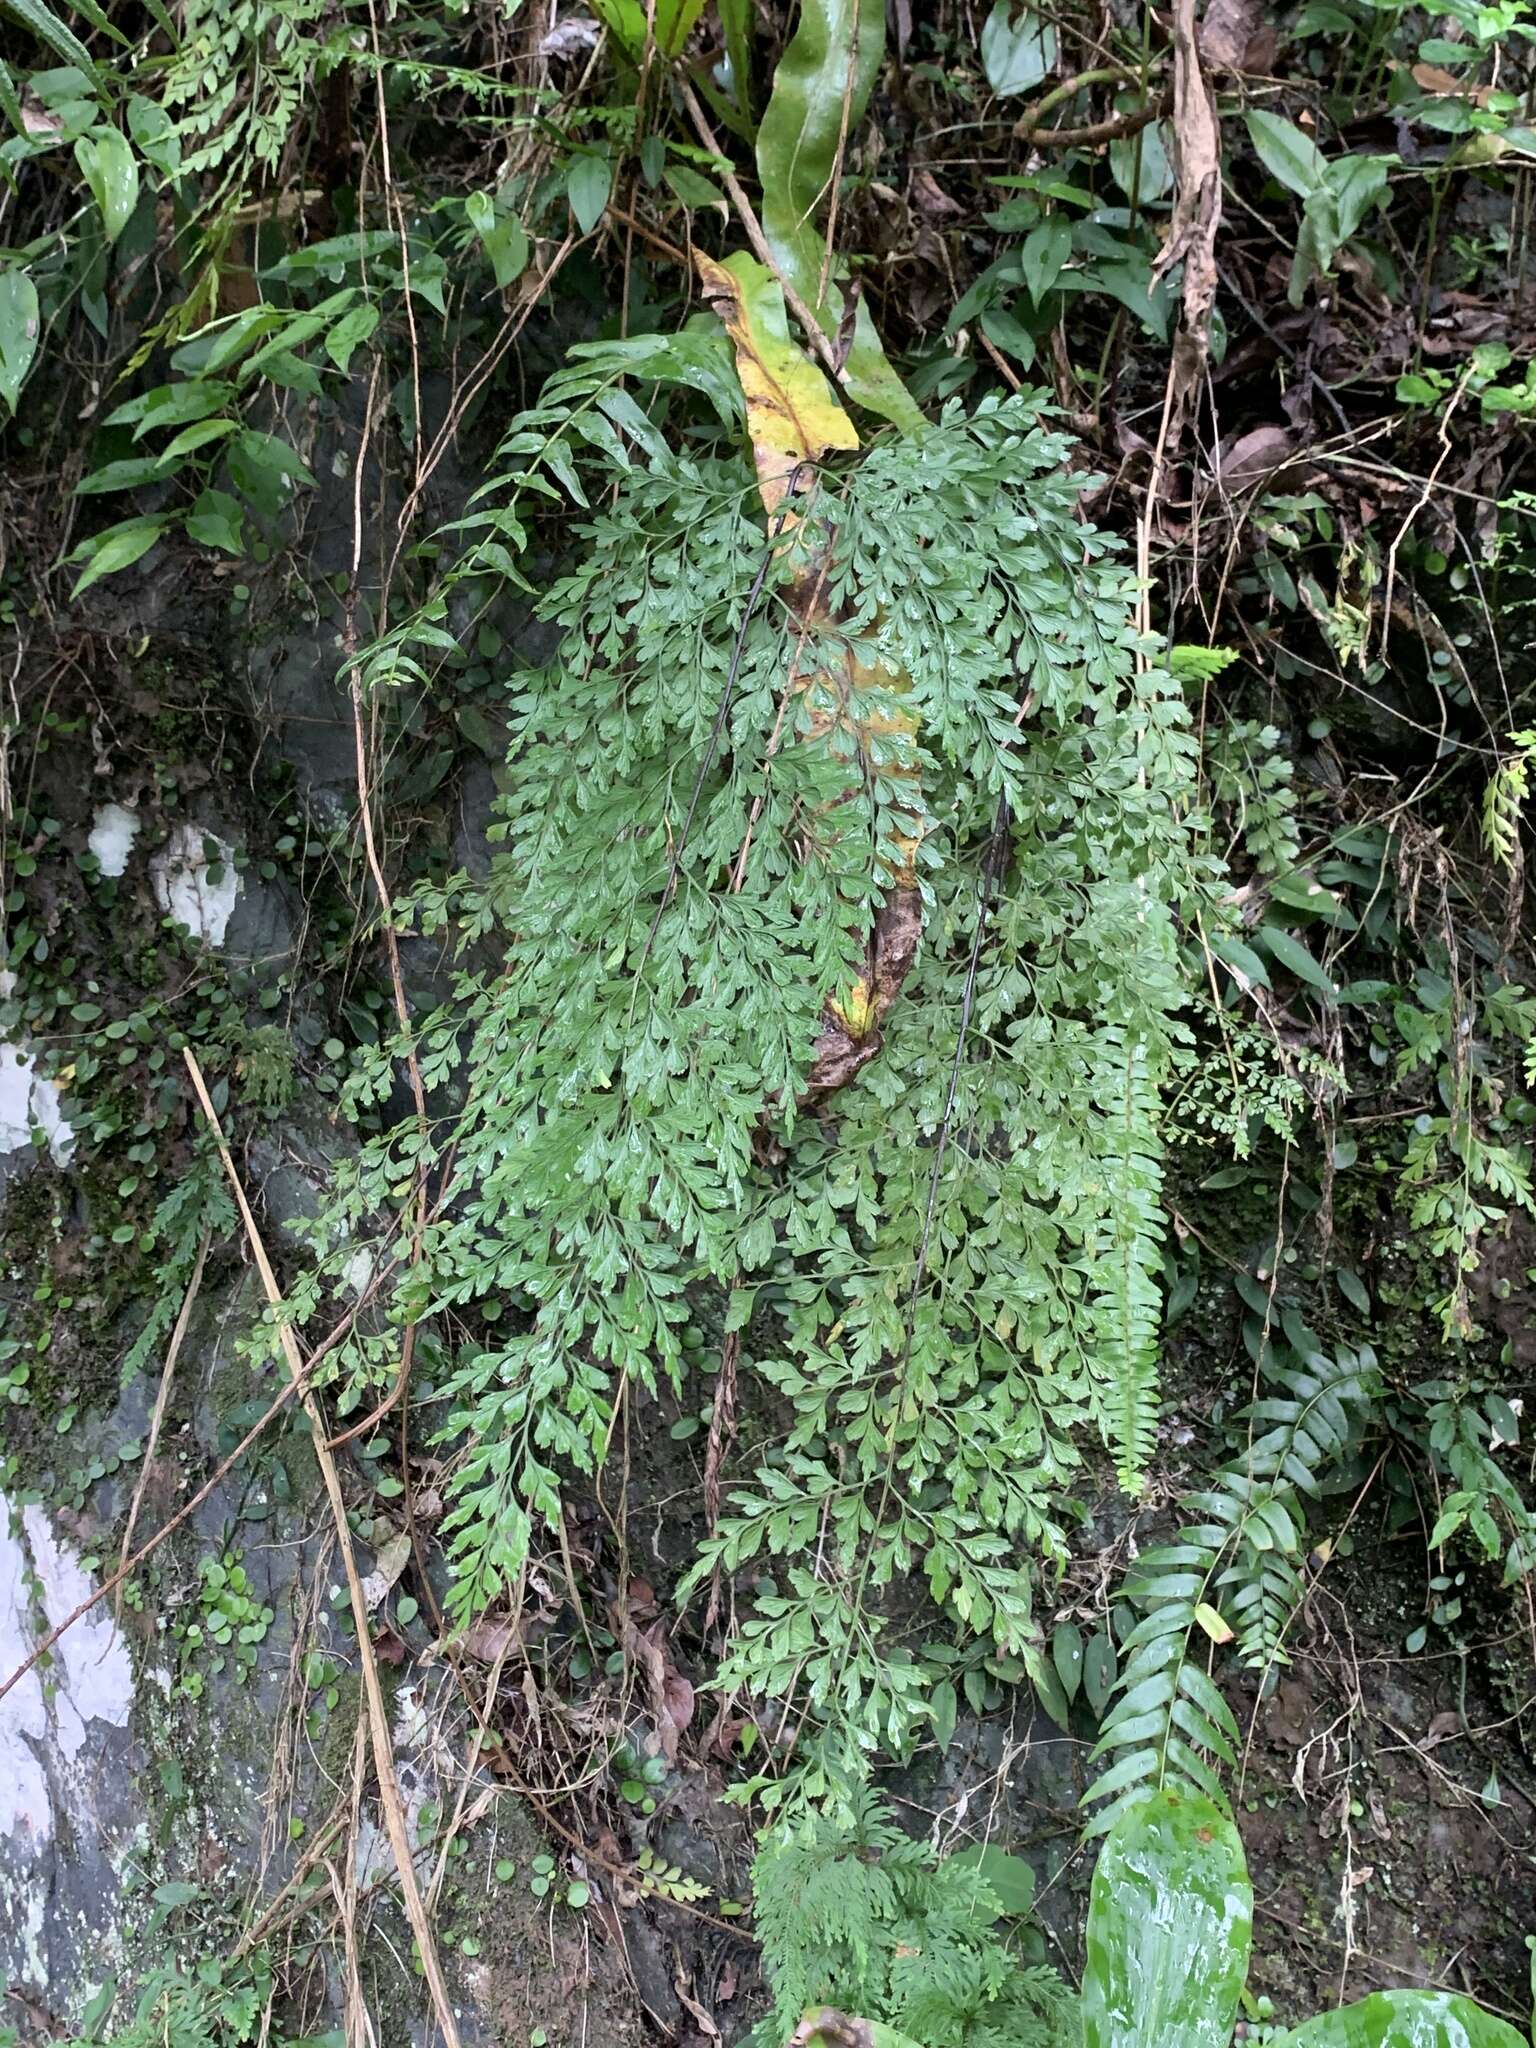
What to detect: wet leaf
<box><xmin>1082</xmin><ymin>1788</ymin><xmax>1252</xmax><ymax>2048</ymax></box>
<box><xmin>1083</xmin><ymin>1631</ymin><xmax>1118</xmax><ymax>1717</ymax></box>
<box><xmin>0</xmin><ymin>269</ymin><xmax>40</xmax><ymax>412</ymax></box>
<box><xmin>1052</xmin><ymin>1619</ymin><xmax>1084</xmax><ymax>1702</ymax></box>
<box><xmin>75</xmin><ymin>126</ymin><xmax>138</xmax><ymax>241</ymax></box>
<box><xmin>1271</xmin><ymin>1992</ymin><xmax>1527</xmax><ymax>2048</ymax></box>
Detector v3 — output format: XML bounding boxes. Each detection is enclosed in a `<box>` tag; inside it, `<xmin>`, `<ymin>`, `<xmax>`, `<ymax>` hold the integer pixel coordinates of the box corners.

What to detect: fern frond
<box><xmin>1086</xmin><ymin>1335</ymin><xmax>1377</xmax><ymax>1833</ymax></box>
<box><xmin>1091</xmin><ymin>1027</ymin><xmax>1166</xmax><ymax>1492</ymax></box>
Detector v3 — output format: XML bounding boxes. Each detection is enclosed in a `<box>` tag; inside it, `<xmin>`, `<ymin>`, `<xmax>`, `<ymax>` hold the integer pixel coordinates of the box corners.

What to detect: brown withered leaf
<box><xmin>1157</xmin><ymin>0</ymin><xmax>1223</xmax><ymax>429</ymax></box>
<box><xmin>1198</xmin><ymin>0</ymin><xmax>1268</xmax><ymax>70</ymax></box>
<box><xmin>787</xmin><ymin>2013</ymin><xmax>880</xmax><ymax>2048</ymax></box>
<box><xmin>1217</xmin><ymin>423</ymin><xmax>1298</xmax><ymax>489</ymax></box>
<box><xmin>618</xmin><ymin>1612</ymin><xmax>694</xmax><ymax>1764</ymax></box>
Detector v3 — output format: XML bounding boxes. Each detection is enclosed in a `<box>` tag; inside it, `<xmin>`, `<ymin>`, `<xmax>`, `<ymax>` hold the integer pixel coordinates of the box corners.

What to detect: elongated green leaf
<box><xmin>67</xmin><ymin>514</ymin><xmax>169</xmax><ymax>596</ymax></box>
<box><xmin>1259</xmin><ymin>924</ymin><xmax>1335</xmax><ymax>995</ymax></box>
<box><xmin>1246</xmin><ymin>110</ymin><xmax>1327</xmax><ymax>200</ymax></box>
<box><xmin>756</xmin><ymin>0</ymin><xmax>922</xmax><ymax>430</ymax></box>
<box><xmin>654</xmin><ymin>0</ymin><xmax>709</xmax><ymax>54</ymax></box>
<box><xmin>1273</xmin><ymin>1993</ymin><xmax>1527</xmax><ymax>2048</ymax></box>
<box><xmin>76</xmin><ymin>454</ymin><xmax>180</xmax><ymax>494</ymax></box>
<box><xmin>718</xmin><ymin>0</ymin><xmax>755</xmax><ymax>124</ymax></box>
<box><xmin>0</xmin><ymin>269</ymin><xmax>40</xmax><ymax>412</ymax></box>
<box><xmin>0</xmin><ymin>58</ymin><xmax>26</xmax><ymax>138</ymax></box>
<box><xmin>3</xmin><ymin>0</ymin><xmax>97</xmax><ymax>73</ymax></box>
<box><xmin>75</xmin><ymin>127</ymin><xmax>138</xmax><ymax>242</ymax></box>
<box><xmin>1083</xmin><ymin>1789</ymin><xmax>1252</xmax><ymax>2048</ymax></box>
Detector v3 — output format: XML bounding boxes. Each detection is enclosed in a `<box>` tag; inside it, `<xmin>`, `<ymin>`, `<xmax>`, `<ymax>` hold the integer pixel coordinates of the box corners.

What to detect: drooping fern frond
<box><xmin>1482</xmin><ymin>727</ymin><xmax>1536</xmax><ymax>870</ymax></box>
<box><xmin>1086</xmin><ymin>1331</ymin><xmax>1377</xmax><ymax>1833</ymax></box>
<box><xmin>1090</xmin><ymin>1025</ymin><xmax>1167</xmax><ymax>1490</ymax></box>
<box><xmin>327</xmin><ymin>389</ymin><xmax>1209</xmax><ymax>1782</ymax></box>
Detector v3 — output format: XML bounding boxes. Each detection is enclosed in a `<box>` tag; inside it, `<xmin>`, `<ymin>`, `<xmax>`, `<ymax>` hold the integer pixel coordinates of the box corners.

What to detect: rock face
<box><xmin>0</xmin><ymin>1494</ymin><xmax>137</xmax><ymax>2006</ymax></box>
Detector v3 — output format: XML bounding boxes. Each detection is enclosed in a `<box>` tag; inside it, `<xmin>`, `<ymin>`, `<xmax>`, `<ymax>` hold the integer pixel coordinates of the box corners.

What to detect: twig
<box><xmin>1019</xmin><ymin>97</ymin><xmax>1170</xmax><ymax>147</ymax></box>
<box><xmin>182</xmin><ymin>1049</ymin><xmax>463</xmax><ymax>2048</ymax></box>
<box><xmin>1013</xmin><ymin>68</ymin><xmax>1163</xmax><ymax>141</ymax></box>
<box><xmin>114</xmin><ymin>1228</ymin><xmax>210</xmax><ymax>1610</ymax></box>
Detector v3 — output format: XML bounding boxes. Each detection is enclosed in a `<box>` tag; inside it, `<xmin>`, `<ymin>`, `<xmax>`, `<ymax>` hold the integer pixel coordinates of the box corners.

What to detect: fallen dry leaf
<box><xmin>1157</xmin><ymin>0</ymin><xmax>1223</xmax><ymax>437</ymax></box>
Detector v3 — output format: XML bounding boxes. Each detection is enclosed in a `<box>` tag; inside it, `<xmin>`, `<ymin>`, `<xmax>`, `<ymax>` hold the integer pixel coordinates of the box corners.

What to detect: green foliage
<box><xmin>754</xmin><ymin>0</ymin><xmax>920</xmax><ymax>428</ymax></box>
<box><xmin>1483</xmin><ymin>729</ymin><xmax>1536</xmax><ymax>869</ymax></box>
<box><xmin>321</xmin><ymin>386</ymin><xmax>1206</xmax><ymax>1787</ymax></box>
<box><xmin>1273</xmin><ymin>1993</ymin><xmax>1529</xmax><ymax>2048</ymax></box>
<box><xmin>1087</xmin><ymin>1326</ymin><xmax>1378</xmax><ymax>1832</ymax></box>
<box><xmin>751</xmin><ymin>1791</ymin><xmax>1073</xmax><ymax>2048</ymax></box>
<box><xmin>766</xmin><ymin>1790</ymin><xmax>1524</xmax><ymax>2048</ymax></box>
<box><xmin>1082</xmin><ymin>1790</ymin><xmax>1251</xmax><ymax>2048</ymax></box>
<box><xmin>53</xmin><ymin>1950</ymin><xmax>338</xmax><ymax>2048</ymax></box>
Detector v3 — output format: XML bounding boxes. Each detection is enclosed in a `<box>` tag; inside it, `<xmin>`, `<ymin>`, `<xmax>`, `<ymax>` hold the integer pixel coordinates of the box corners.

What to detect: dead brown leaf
<box><xmin>1197</xmin><ymin>0</ymin><xmax>1269</xmax><ymax>71</ymax></box>
<box><xmin>1157</xmin><ymin>0</ymin><xmax>1223</xmax><ymax>430</ymax></box>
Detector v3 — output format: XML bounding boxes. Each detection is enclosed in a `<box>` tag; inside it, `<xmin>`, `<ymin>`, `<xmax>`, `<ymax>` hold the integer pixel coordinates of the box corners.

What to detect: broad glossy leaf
<box><xmin>1272</xmin><ymin>1992</ymin><xmax>1527</xmax><ymax>2048</ymax></box>
<box><xmin>0</xmin><ymin>269</ymin><xmax>40</xmax><ymax>412</ymax></box>
<box><xmin>947</xmin><ymin>1840</ymin><xmax>1036</xmax><ymax>1915</ymax></box>
<box><xmin>980</xmin><ymin>0</ymin><xmax>1055</xmax><ymax>95</ymax></box>
<box><xmin>756</xmin><ymin>0</ymin><xmax>922</xmax><ymax>430</ymax></box>
<box><xmin>75</xmin><ymin>126</ymin><xmax>138</xmax><ymax>241</ymax></box>
<box><xmin>1246</xmin><ymin>110</ymin><xmax>1327</xmax><ymax>199</ymax></box>
<box><xmin>694</xmin><ymin>249</ymin><xmax>858</xmax><ymax>511</ymax></box>
<box><xmin>1082</xmin><ymin>1788</ymin><xmax>1252</xmax><ymax>2048</ymax></box>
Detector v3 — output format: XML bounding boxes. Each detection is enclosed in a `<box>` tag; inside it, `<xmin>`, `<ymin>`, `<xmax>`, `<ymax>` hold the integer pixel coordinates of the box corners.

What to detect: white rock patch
<box><xmin>87</xmin><ymin>802</ymin><xmax>141</xmax><ymax>878</ymax></box>
<box><xmin>0</xmin><ymin>1493</ymin><xmax>134</xmax><ymax>1847</ymax></box>
<box><xmin>0</xmin><ymin>1045</ymin><xmax>74</xmax><ymax>1165</ymax></box>
<box><xmin>150</xmin><ymin>824</ymin><xmax>240</xmax><ymax>945</ymax></box>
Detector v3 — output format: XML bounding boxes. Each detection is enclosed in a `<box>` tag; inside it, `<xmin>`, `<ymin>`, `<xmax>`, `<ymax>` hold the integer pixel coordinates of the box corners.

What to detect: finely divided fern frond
<box><xmin>751</xmin><ymin>1796</ymin><xmax>1073</xmax><ymax>2048</ymax></box>
<box><xmin>329</xmin><ymin>388</ymin><xmax>1210</xmax><ymax>1780</ymax></box>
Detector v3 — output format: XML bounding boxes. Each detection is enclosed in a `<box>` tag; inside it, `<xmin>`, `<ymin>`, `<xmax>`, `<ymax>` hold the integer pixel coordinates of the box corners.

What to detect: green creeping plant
<box><xmin>792</xmin><ymin>1790</ymin><xmax>1524</xmax><ymax>2048</ymax></box>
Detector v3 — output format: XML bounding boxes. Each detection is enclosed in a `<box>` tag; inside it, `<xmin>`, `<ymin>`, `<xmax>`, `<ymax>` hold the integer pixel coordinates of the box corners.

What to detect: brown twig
<box><xmin>182</xmin><ymin>1049</ymin><xmax>463</xmax><ymax>2048</ymax></box>
<box><xmin>1017</xmin><ymin>96</ymin><xmax>1170</xmax><ymax>147</ymax></box>
<box><xmin>1012</xmin><ymin>66</ymin><xmax>1160</xmax><ymax>140</ymax></box>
